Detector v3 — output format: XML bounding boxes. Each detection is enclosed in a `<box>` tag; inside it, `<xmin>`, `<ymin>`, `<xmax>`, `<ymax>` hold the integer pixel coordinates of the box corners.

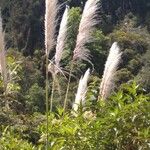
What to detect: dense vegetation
<box><xmin>0</xmin><ymin>0</ymin><xmax>150</xmax><ymax>149</ymax></box>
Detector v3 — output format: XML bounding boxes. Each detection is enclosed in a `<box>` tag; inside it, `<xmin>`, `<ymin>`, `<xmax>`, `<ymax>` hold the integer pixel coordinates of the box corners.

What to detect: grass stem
<box><xmin>63</xmin><ymin>62</ymin><xmax>74</xmax><ymax>112</ymax></box>
<box><xmin>45</xmin><ymin>54</ymin><xmax>49</xmax><ymax>150</ymax></box>
<box><xmin>50</xmin><ymin>74</ymin><xmax>56</xmax><ymax>112</ymax></box>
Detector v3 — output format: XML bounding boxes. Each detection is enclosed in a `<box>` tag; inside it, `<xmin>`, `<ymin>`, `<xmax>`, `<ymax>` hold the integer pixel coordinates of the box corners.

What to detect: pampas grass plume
<box><xmin>73</xmin><ymin>0</ymin><xmax>99</xmax><ymax>61</ymax></box>
<box><xmin>73</xmin><ymin>68</ymin><xmax>90</xmax><ymax>112</ymax></box>
<box><xmin>54</xmin><ymin>5</ymin><xmax>69</xmax><ymax>70</ymax></box>
<box><xmin>100</xmin><ymin>42</ymin><xmax>122</xmax><ymax>100</ymax></box>
<box><xmin>45</xmin><ymin>0</ymin><xmax>58</xmax><ymax>55</ymax></box>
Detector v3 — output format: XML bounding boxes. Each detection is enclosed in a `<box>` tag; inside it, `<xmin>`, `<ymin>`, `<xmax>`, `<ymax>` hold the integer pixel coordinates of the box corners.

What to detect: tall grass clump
<box><xmin>49</xmin><ymin>5</ymin><xmax>69</xmax><ymax>112</ymax></box>
<box><xmin>44</xmin><ymin>0</ymin><xmax>58</xmax><ymax>149</ymax></box>
<box><xmin>99</xmin><ymin>42</ymin><xmax>122</xmax><ymax>100</ymax></box>
<box><xmin>64</xmin><ymin>0</ymin><xmax>99</xmax><ymax>111</ymax></box>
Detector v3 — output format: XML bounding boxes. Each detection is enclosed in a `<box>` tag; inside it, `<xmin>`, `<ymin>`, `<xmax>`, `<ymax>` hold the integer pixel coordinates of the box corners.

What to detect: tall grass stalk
<box><xmin>44</xmin><ymin>0</ymin><xmax>58</xmax><ymax>149</ymax></box>
<box><xmin>99</xmin><ymin>42</ymin><xmax>122</xmax><ymax>100</ymax></box>
<box><xmin>50</xmin><ymin>74</ymin><xmax>55</xmax><ymax>112</ymax></box>
<box><xmin>50</xmin><ymin>6</ymin><xmax>69</xmax><ymax>111</ymax></box>
<box><xmin>63</xmin><ymin>61</ymin><xmax>74</xmax><ymax>112</ymax></box>
<box><xmin>0</xmin><ymin>10</ymin><xmax>8</xmax><ymax>109</ymax></box>
<box><xmin>64</xmin><ymin>0</ymin><xmax>99</xmax><ymax>111</ymax></box>
<box><xmin>45</xmin><ymin>55</ymin><xmax>49</xmax><ymax>149</ymax></box>
<box><xmin>0</xmin><ymin>10</ymin><xmax>7</xmax><ymax>90</ymax></box>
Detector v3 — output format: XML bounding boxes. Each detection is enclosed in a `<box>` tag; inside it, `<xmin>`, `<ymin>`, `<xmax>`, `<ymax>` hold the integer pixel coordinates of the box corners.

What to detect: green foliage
<box><xmin>0</xmin><ymin>126</ymin><xmax>34</xmax><ymax>150</ymax></box>
<box><xmin>62</xmin><ymin>7</ymin><xmax>81</xmax><ymax>65</ymax></box>
<box><xmin>1</xmin><ymin>0</ymin><xmax>44</xmax><ymax>55</ymax></box>
<box><xmin>110</xmin><ymin>30</ymin><xmax>146</xmax><ymax>45</ymax></box>
<box><xmin>36</xmin><ymin>83</ymin><xmax>150</xmax><ymax>150</ymax></box>
<box><xmin>0</xmin><ymin>49</ymin><xmax>45</xmax><ymax>114</ymax></box>
<box><xmin>26</xmin><ymin>83</ymin><xmax>45</xmax><ymax>113</ymax></box>
<box><xmin>136</xmin><ymin>53</ymin><xmax>150</xmax><ymax>93</ymax></box>
<box><xmin>89</xmin><ymin>30</ymin><xmax>109</xmax><ymax>74</ymax></box>
<box><xmin>6</xmin><ymin>52</ymin><xmax>22</xmax><ymax>94</ymax></box>
<box><xmin>109</xmin><ymin>17</ymin><xmax>149</xmax><ymax>88</ymax></box>
<box><xmin>0</xmin><ymin>50</ymin><xmax>22</xmax><ymax>94</ymax></box>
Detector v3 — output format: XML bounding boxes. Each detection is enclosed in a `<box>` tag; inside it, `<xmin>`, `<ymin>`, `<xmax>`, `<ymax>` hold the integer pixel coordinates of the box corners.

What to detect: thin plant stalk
<box><xmin>50</xmin><ymin>74</ymin><xmax>56</xmax><ymax>112</ymax></box>
<box><xmin>63</xmin><ymin>61</ymin><xmax>74</xmax><ymax>112</ymax></box>
<box><xmin>54</xmin><ymin>76</ymin><xmax>62</xmax><ymax>100</ymax></box>
<box><xmin>45</xmin><ymin>54</ymin><xmax>49</xmax><ymax>149</ymax></box>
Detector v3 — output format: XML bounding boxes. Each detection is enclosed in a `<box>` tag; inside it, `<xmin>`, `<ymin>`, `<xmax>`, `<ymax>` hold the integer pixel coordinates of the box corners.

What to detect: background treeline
<box><xmin>1</xmin><ymin>0</ymin><xmax>150</xmax><ymax>53</ymax></box>
<box><xmin>0</xmin><ymin>0</ymin><xmax>150</xmax><ymax>149</ymax></box>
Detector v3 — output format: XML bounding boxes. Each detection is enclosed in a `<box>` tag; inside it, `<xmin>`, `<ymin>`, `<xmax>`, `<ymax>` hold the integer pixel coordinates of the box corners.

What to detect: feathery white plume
<box><xmin>100</xmin><ymin>42</ymin><xmax>122</xmax><ymax>100</ymax></box>
<box><xmin>73</xmin><ymin>0</ymin><xmax>99</xmax><ymax>61</ymax></box>
<box><xmin>45</xmin><ymin>0</ymin><xmax>58</xmax><ymax>55</ymax></box>
<box><xmin>0</xmin><ymin>10</ymin><xmax>7</xmax><ymax>88</ymax></box>
<box><xmin>54</xmin><ymin>5</ymin><xmax>69</xmax><ymax>70</ymax></box>
<box><xmin>73</xmin><ymin>68</ymin><xmax>90</xmax><ymax>112</ymax></box>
